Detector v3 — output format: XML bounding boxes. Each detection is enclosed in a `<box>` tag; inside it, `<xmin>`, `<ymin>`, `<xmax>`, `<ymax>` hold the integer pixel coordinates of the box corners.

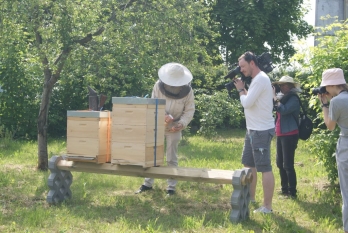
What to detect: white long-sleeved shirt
<box><xmin>240</xmin><ymin>71</ymin><xmax>274</xmax><ymax>131</ymax></box>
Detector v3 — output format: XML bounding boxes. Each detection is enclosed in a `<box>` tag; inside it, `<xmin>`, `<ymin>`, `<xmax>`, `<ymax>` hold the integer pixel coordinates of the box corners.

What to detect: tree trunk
<box><xmin>35</xmin><ymin>26</ymin><xmax>105</xmax><ymax>170</ymax></box>
<box><xmin>37</xmin><ymin>83</ymin><xmax>52</xmax><ymax>171</ymax></box>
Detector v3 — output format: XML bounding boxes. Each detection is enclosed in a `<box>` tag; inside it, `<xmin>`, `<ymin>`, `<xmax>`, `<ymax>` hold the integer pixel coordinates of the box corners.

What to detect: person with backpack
<box><xmin>272</xmin><ymin>76</ymin><xmax>302</xmax><ymax>199</ymax></box>
<box><xmin>318</xmin><ymin>68</ymin><xmax>348</xmax><ymax>233</ymax></box>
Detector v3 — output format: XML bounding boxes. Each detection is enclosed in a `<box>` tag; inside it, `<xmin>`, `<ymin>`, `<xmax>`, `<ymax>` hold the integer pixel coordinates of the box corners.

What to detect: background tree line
<box><xmin>0</xmin><ymin>0</ymin><xmax>314</xmax><ymax>170</ymax></box>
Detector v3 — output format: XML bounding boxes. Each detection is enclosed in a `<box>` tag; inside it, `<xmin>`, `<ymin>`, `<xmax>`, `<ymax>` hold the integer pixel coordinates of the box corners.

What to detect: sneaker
<box><xmin>166</xmin><ymin>190</ymin><xmax>175</xmax><ymax>196</ymax></box>
<box><xmin>135</xmin><ymin>185</ymin><xmax>152</xmax><ymax>194</ymax></box>
<box><xmin>253</xmin><ymin>206</ymin><xmax>273</xmax><ymax>214</ymax></box>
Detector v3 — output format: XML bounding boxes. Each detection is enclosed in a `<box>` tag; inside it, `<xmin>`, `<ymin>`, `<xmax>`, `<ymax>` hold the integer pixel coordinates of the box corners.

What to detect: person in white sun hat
<box><xmin>318</xmin><ymin>68</ymin><xmax>348</xmax><ymax>233</ymax></box>
<box><xmin>272</xmin><ymin>76</ymin><xmax>301</xmax><ymax>199</ymax></box>
<box><xmin>135</xmin><ymin>62</ymin><xmax>195</xmax><ymax>196</ymax></box>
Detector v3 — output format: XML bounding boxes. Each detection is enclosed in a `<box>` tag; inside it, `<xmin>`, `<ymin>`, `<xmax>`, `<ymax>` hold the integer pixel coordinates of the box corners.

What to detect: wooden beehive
<box><xmin>66</xmin><ymin>110</ymin><xmax>111</xmax><ymax>163</ymax></box>
<box><xmin>111</xmin><ymin>97</ymin><xmax>165</xmax><ymax>167</ymax></box>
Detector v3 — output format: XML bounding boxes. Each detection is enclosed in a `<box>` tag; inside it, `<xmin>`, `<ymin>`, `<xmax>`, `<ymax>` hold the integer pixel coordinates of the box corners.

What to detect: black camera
<box><xmin>224</xmin><ymin>65</ymin><xmax>241</xmax><ymax>80</ymax></box>
<box><xmin>273</xmin><ymin>84</ymin><xmax>281</xmax><ymax>94</ymax></box>
<box><xmin>224</xmin><ymin>52</ymin><xmax>273</xmax><ymax>95</ymax></box>
<box><xmin>312</xmin><ymin>86</ymin><xmax>327</xmax><ymax>95</ymax></box>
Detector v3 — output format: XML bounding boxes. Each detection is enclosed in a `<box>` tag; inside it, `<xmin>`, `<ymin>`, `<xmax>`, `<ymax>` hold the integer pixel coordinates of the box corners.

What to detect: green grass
<box><xmin>0</xmin><ymin>129</ymin><xmax>342</xmax><ymax>232</ymax></box>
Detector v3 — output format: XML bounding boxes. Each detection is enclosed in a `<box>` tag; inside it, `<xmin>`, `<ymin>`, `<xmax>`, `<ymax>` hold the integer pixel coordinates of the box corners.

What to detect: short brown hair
<box><xmin>238</xmin><ymin>51</ymin><xmax>258</xmax><ymax>66</ymax></box>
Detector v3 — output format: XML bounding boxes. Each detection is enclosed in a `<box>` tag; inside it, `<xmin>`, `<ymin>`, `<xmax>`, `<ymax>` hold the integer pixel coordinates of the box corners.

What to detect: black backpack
<box><xmin>292</xmin><ymin>95</ymin><xmax>313</xmax><ymax>140</ymax></box>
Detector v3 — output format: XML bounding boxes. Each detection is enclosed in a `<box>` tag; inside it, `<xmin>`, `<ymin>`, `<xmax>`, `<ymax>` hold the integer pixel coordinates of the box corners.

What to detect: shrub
<box><xmin>309</xmin><ymin>128</ymin><xmax>339</xmax><ymax>184</ymax></box>
<box><xmin>195</xmin><ymin>91</ymin><xmax>244</xmax><ymax>137</ymax></box>
<box><xmin>0</xmin><ymin>124</ymin><xmax>14</xmax><ymax>149</ymax></box>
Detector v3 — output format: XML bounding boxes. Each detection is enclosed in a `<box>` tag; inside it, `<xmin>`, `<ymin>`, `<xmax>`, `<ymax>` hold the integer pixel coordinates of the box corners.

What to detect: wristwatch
<box><xmin>321</xmin><ymin>103</ymin><xmax>329</xmax><ymax>108</ymax></box>
<box><xmin>238</xmin><ymin>89</ymin><xmax>244</xmax><ymax>93</ymax></box>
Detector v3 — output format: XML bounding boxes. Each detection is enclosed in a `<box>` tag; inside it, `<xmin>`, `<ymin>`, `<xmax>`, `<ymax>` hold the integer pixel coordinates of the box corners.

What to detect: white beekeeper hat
<box><xmin>158</xmin><ymin>63</ymin><xmax>193</xmax><ymax>86</ymax></box>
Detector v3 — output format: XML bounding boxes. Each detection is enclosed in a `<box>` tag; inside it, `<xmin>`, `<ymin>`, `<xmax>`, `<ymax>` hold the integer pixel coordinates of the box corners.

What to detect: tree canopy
<box><xmin>0</xmin><ymin>0</ymin><xmax>221</xmax><ymax>169</ymax></box>
<box><xmin>0</xmin><ymin>0</ymin><xmax>314</xmax><ymax>170</ymax></box>
<box><xmin>208</xmin><ymin>0</ymin><xmax>313</xmax><ymax>66</ymax></box>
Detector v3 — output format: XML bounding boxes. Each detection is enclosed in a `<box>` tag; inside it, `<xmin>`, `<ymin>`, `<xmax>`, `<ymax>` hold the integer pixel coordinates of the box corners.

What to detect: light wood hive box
<box><xmin>111</xmin><ymin>97</ymin><xmax>165</xmax><ymax>167</ymax></box>
<box><xmin>66</xmin><ymin>110</ymin><xmax>111</xmax><ymax>163</ymax></box>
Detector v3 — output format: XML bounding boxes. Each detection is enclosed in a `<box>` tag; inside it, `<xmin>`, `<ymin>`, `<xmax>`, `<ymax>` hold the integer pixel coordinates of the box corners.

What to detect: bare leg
<box><xmin>262</xmin><ymin>171</ymin><xmax>275</xmax><ymax>210</ymax></box>
<box><xmin>245</xmin><ymin>166</ymin><xmax>257</xmax><ymax>201</ymax></box>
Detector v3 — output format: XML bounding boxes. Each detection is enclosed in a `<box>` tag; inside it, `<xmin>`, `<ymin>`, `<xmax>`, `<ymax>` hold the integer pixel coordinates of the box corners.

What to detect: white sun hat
<box><xmin>158</xmin><ymin>63</ymin><xmax>193</xmax><ymax>86</ymax></box>
<box><xmin>272</xmin><ymin>75</ymin><xmax>301</xmax><ymax>89</ymax></box>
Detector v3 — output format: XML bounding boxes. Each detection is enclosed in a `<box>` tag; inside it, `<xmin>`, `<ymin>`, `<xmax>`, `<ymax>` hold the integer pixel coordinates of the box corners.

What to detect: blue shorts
<box><xmin>241</xmin><ymin>128</ymin><xmax>275</xmax><ymax>172</ymax></box>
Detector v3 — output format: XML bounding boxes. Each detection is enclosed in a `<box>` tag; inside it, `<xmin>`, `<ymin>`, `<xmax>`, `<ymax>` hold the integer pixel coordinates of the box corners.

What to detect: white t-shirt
<box><xmin>240</xmin><ymin>71</ymin><xmax>275</xmax><ymax>131</ymax></box>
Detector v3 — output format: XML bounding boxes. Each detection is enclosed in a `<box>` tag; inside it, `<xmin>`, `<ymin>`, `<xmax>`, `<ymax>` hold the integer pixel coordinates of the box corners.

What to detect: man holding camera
<box><xmin>233</xmin><ymin>51</ymin><xmax>275</xmax><ymax>214</ymax></box>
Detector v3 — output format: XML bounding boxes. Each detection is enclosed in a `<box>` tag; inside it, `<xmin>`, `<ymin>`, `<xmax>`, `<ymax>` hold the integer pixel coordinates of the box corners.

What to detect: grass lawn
<box><xmin>0</xmin><ymin>129</ymin><xmax>342</xmax><ymax>232</ymax></box>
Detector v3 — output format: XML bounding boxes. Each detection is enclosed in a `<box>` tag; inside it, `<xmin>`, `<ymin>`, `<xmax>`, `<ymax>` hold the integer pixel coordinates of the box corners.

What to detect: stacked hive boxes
<box><xmin>66</xmin><ymin>111</ymin><xmax>111</xmax><ymax>163</ymax></box>
<box><xmin>111</xmin><ymin>97</ymin><xmax>165</xmax><ymax>167</ymax></box>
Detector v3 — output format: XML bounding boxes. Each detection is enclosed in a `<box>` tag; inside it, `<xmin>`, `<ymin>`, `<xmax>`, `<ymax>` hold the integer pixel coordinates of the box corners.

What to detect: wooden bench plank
<box><xmin>57</xmin><ymin>159</ymin><xmax>235</xmax><ymax>184</ymax></box>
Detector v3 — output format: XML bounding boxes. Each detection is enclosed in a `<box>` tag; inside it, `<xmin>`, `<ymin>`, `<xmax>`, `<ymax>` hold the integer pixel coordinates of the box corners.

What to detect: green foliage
<box><xmin>0</xmin><ymin>16</ymin><xmax>41</xmax><ymax>138</ymax></box>
<box><xmin>0</xmin><ymin>124</ymin><xmax>14</xmax><ymax>149</ymax></box>
<box><xmin>0</xmin><ymin>0</ymin><xmax>221</xmax><ymax>138</ymax></box>
<box><xmin>308</xmin><ymin>128</ymin><xmax>339</xmax><ymax>184</ymax></box>
<box><xmin>195</xmin><ymin>91</ymin><xmax>244</xmax><ymax>137</ymax></box>
<box><xmin>296</xmin><ymin>20</ymin><xmax>348</xmax><ymax>91</ymax></box>
<box><xmin>48</xmin><ymin>75</ymin><xmax>87</xmax><ymax>136</ymax></box>
<box><xmin>208</xmin><ymin>0</ymin><xmax>313</xmax><ymax>64</ymax></box>
<box><xmin>295</xmin><ymin>19</ymin><xmax>348</xmax><ymax>184</ymax></box>
<box><xmin>0</xmin><ymin>0</ymin><xmax>317</xmax><ymax>141</ymax></box>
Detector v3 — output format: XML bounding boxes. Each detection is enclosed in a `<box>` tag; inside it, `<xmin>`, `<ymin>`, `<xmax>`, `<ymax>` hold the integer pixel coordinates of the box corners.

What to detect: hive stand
<box><xmin>46</xmin><ymin>156</ymin><xmax>252</xmax><ymax>223</ymax></box>
<box><xmin>230</xmin><ymin>168</ymin><xmax>252</xmax><ymax>222</ymax></box>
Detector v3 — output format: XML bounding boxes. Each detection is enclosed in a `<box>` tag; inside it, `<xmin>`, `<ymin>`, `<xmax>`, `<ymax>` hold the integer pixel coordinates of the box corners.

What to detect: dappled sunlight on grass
<box><xmin>0</xmin><ymin>129</ymin><xmax>344</xmax><ymax>232</ymax></box>
<box><xmin>179</xmin><ymin>130</ymin><xmax>245</xmax><ymax>170</ymax></box>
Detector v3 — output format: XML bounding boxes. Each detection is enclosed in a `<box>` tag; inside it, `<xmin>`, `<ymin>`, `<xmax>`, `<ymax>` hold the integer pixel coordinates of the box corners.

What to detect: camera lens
<box><xmin>320</xmin><ymin>86</ymin><xmax>327</xmax><ymax>93</ymax></box>
<box><xmin>312</xmin><ymin>87</ymin><xmax>320</xmax><ymax>95</ymax></box>
<box><xmin>312</xmin><ymin>86</ymin><xmax>327</xmax><ymax>95</ymax></box>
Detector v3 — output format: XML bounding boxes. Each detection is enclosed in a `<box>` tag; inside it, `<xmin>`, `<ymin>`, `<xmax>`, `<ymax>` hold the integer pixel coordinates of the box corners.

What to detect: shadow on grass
<box><xmin>294</xmin><ymin>186</ymin><xmax>342</xmax><ymax>231</ymax></box>
<box><xmin>37</xmin><ymin>178</ymin><xmax>314</xmax><ymax>232</ymax></box>
<box><xmin>0</xmin><ymin>167</ymin><xmax>320</xmax><ymax>233</ymax></box>
<box><xmin>64</xmin><ymin>185</ymin><xmax>255</xmax><ymax>232</ymax></box>
<box><xmin>268</xmin><ymin>214</ymin><xmax>315</xmax><ymax>233</ymax></box>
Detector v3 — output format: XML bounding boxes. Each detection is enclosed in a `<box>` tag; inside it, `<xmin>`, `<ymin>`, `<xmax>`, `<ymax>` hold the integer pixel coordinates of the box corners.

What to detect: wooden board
<box><xmin>111</xmin><ymin>143</ymin><xmax>164</xmax><ymax>167</ymax></box>
<box><xmin>111</xmin><ymin>124</ymin><xmax>164</xmax><ymax>144</ymax></box>
<box><xmin>67</xmin><ymin>137</ymin><xmax>106</xmax><ymax>156</ymax></box>
<box><xmin>67</xmin><ymin>117</ymin><xmax>108</xmax><ymax>138</ymax></box>
<box><xmin>57</xmin><ymin>159</ymin><xmax>237</xmax><ymax>185</ymax></box>
<box><xmin>112</xmin><ymin>105</ymin><xmax>165</xmax><ymax>126</ymax></box>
